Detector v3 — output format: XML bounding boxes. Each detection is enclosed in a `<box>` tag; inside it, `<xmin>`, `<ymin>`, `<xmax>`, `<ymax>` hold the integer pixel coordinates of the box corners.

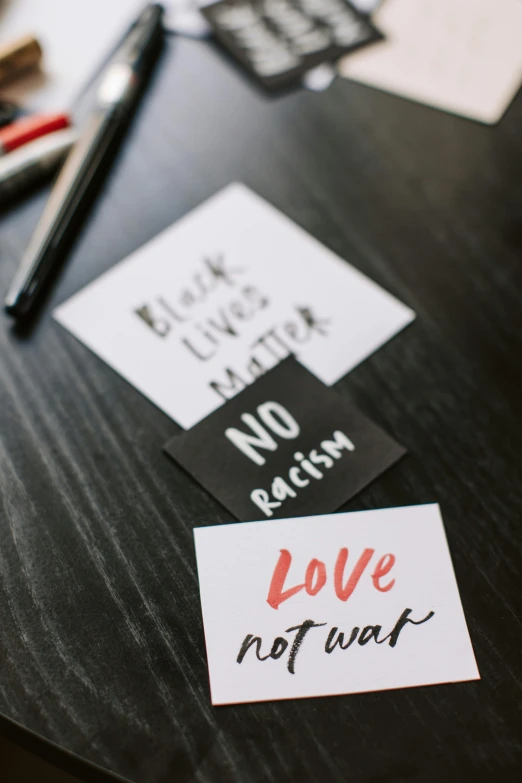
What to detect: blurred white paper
<box><xmin>0</xmin><ymin>1</ymin><xmax>207</xmax><ymax>111</ymax></box>
<box><xmin>0</xmin><ymin>1</ymin><xmax>147</xmax><ymax>110</ymax></box>
<box><xmin>54</xmin><ymin>183</ymin><xmax>414</xmax><ymax>429</ymax></box>
<box><xmin>339</xmin><ymin>0</ymin><xmax>522</xmax><ymax>123</ymax></box>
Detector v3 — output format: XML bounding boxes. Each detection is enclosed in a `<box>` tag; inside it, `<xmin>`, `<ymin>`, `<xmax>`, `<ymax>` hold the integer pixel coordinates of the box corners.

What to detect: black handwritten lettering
<box><xmin>205</xmin><ymin>254</ymin><xmax>244</xmax><ymax>286</ymax></box>
<box><xmin>181</xmin><ymin>336</ymin><xmax>217</xmax><ymax>361</ymax></box>
<box><xmin>270</xmin><ymin>637</ymin><xmax>288</xmax><ymax>659</ymax></box>
<box><xmin>181</xmin><ymin>288</ymin><xmax>198</xmax><ymax>308</ymax></box>
<box><xmin>134</xmin><ymin>253</ymin><xmax>250</xmax><ymax>340</ymax></box>
<box><xmin>285</xmin><ymin>620</ymin><xmax>327</xmax><ymax>674</ymax></box>
<box><xmin>208</xmin><ymin>309</ymin><xmax>239</xmax><ymax>338</ymax></box>
<box><xmin>377</xmin><ymin>608</ymin><xmax>435</xmax><ymax>648</ymax></box>
<box><xmin>246</xmin><ymin>356</ymin><xmax>268</xmax><ymax>380</ymax></box>
<box><xmin>250</xmin><ymin>328</ymin><xmax>293</xmax><ymax>362</ymax></box>
<box><xmin>325</xmin><ymin>626</ymin><xmax>359</xmax><ymax>653</ymax></box>
<box><xmin>134</xmin><ymin>305</ymin><xmax>170</xmax><ymax>337</ymax></box>
<box><xmin>236</xmin><ymin>634</ymin><xmax>271</xmax><ymax>662</ymax></box>
<box><xmin>358</xmin><ymin>625</ymin><xmax>382</xmax><ymax>645</ymax></box>
<box><xmin>243</xmin><ymin>286</ymin><xmax>269</xmax><ymax>309</ymax></box>
<box><xmin>210</xmin><ymin>368</ymin><xmax>248</xmax><ymax>400</ymax></box>
<box><xmin>298</xmin><ymin>306</ymin><xmax>330</xmax><ymax>336</ymax></box>
<box><xmin>236</xmin><ymin>633</ymin><xmax>289</xmax><ymax>663</ymax></box>
<box><xmin>157</xmin><ymin>296</ymin><xmax>187</xmax><ymax>323</ymax></box>
<box><xmin>237</xmin><ymin>609</ymin><xmax>435</xmax><ymax>674</ymax></box>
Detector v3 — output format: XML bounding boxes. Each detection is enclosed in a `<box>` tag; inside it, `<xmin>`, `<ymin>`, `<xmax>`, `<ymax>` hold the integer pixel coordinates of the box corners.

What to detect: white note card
<box><xmin>339</xmin><ymin>0</ymin><xmax>522</xmax><ymax>124</ymax></box>
<box><xmin>54</xmin><ymin>184</ymin><xmax>414</xmax><ymax>429</ymax></box>
<box><xmin>194</xmin><ymin>504</ymin><xmax>480</xmax><ymax>705</ymax></box>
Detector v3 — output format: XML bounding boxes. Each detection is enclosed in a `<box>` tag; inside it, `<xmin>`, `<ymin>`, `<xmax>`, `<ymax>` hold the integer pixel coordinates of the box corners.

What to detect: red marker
<box><xmin>0</xmin><ymin>113</ymin><xmax>70</xmax><ymax>156</ymax></box>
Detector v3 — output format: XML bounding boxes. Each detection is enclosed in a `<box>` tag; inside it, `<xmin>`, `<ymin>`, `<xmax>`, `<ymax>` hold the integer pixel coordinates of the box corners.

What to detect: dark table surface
<box><xmin>1</xmin><ymin>32</ymin><xmax>522</xmax><ymax>783</ymax></box>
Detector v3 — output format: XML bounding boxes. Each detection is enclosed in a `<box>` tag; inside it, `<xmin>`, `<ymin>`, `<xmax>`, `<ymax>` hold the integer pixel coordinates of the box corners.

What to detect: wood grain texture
<box><xmin>1</xmin><ymin>34</ymin><xmax>522</xmax><ymax>783</ymax></box>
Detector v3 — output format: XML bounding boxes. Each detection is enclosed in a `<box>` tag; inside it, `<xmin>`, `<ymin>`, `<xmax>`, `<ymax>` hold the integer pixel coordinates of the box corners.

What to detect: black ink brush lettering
<box><xmin>285</xmin><ymin>620</ymin><xmax>327</xmax><ymax>674</ymax></box>
<box><xmin>236</xmin><ymin>634</ymin><xmax>271</xmax><ymax>662</ymax></box>
<box><xmin>377</xmin><ymin>608</ymin><xmax>435</xmax><ymax>648</ymax></box>
<box><xmin>325</xmin><ymin>626</ymin><xmax>359</xmax><ymax>653</ymax></box>
<box><xmin>134</xmin><ymin>305</ymin><xmax>171</xmax><ymax>337</ymax></box>
<box><xmin>210</xmin><ymin>368</ymin><xmax>249</xmax><ymax>400</ymax></box>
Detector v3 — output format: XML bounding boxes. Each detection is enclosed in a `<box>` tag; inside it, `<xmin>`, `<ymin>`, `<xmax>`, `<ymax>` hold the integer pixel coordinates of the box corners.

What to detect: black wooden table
<box><xmin>1</xmin><ymin>33</ymin><xmax>522</xmax><ymax>783</ymax></box>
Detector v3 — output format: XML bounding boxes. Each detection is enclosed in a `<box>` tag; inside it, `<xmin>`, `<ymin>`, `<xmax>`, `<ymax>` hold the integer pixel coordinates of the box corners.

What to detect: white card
<box><xmin>339</xmin><ymin>0</ymin><xmax>522</xmax><ymax>124</ymax></box>
<box><xmin>194</xmin><ymin>504</ymin><xmax>480</xmax><ymax>705</ymax></box>
<box><xmin>54</xmin><ymin>184</ymin><xmax>414</xmax><ymax>429</ymax></box>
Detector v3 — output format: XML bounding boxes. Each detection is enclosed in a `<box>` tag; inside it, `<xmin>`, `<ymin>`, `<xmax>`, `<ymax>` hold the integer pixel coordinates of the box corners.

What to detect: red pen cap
<box><xmin>0</xmin><ymin>113</ymin><xmax>70</xmax><ymax>155</ymax></box>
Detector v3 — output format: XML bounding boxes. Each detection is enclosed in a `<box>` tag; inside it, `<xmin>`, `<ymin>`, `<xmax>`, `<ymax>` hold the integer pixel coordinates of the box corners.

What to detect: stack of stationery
<box><xmin>1</xmin><ymin>0</ymin><xmax>486</xmax><ymax>712</ymax></box>
<box><xmin>51</xmin><ymin>181</ymin><xmax>480</xmax><ymax>706</ymax></box>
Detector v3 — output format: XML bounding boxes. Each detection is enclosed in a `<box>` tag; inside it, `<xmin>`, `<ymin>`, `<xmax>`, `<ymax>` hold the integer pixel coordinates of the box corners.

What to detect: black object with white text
<box><xmin>165</xmin><ymin>357</ymin><xmax>405</xmax><ymax>520</ymax></box>
<box><xmin>202</xmin><ymin>0</ymin><xmax>382</xmax><ymax>89</ymax></box>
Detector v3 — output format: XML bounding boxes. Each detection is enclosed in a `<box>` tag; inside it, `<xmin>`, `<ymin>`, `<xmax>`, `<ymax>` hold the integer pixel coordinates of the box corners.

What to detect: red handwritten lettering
<box><xmin>334</xmin><ymin>547</ymin><xmax>375</xmax><ymax>601</ymax></box>
<box><xmin>266</xmin><ymin>549</ymin><xmax>305</xmax><ymax>610</ymax></box>
<box><xmin>371</xmin><ymin>553</ymin><xmax>396</xmax><ymax>592</ymax></box>
<box><xmin>305</xmin><ymin>558</ymin><xmax>326</xmax><ymax>596</ymax></box>
<box><xmin>267</xmin><ymin>547</ymin><xmax>397</xmax><ymax>610</ymax></box>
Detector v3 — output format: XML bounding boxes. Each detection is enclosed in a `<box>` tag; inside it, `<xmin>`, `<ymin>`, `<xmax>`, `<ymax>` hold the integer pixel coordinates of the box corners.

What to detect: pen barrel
<box><xmin>5</xmin><ymin>3</ymin><xmax>165</xmax><ymax>317</ymax></box>
<box><xmin>5</xmin><ymin>112</ymin><xmax>118</xmax><ymax>315</ymax></box>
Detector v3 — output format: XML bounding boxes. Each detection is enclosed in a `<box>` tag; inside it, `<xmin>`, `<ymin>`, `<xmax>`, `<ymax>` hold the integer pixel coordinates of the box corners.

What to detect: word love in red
<box><xmin>267</xmin><ymin>547</ymin><xmax>396</xmax><ymax>610</ymax></box>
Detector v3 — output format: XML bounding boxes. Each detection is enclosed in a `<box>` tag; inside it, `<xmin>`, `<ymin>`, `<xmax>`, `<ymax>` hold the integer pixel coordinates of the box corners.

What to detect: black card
<box><xmin>202</xmin><ymin>0</ymin><xmax>383</xmax><ymax>89</ymax></box>
<box><xmin>164</xmin><ymin>358</ymin><xmax>405</xmax><ymax>521</ymax></box>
